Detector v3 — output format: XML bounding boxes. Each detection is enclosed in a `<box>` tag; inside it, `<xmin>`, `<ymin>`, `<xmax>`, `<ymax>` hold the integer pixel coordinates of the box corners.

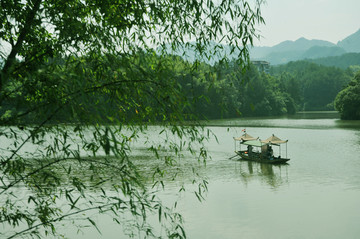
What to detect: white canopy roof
<box><xmin>261</xmin><ymin>134</ymin><xmax>288</xmax><ymax>145</ymax></box>
<box><xmin>233</xmin><ymin>133</ymin><xmax>258</xmax><ymax>141</ymax></box>
<box><xmin>241</xmin><ymin>140</ymin><xmax>264</xmax><ymax>147</ymax></box>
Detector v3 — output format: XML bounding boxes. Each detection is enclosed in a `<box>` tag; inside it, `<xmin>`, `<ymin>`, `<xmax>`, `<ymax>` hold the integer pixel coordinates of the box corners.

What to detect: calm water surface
<box><xmin>68</xmin><ymin>112</ymin><xmax>360</xmax><ymax>239</ymax></box>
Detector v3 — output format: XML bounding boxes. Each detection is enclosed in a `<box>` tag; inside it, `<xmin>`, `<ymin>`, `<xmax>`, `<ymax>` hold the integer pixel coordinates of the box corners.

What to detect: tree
<box><xmin>335</xmin><ymin>72</ymin><xmax>360</xmax><ymax>120</ymax></box>
<box><xmin>271</xmin><ymin>61</ymin><xmax>352</xmax><ymax>111</ymax></box>
<box><xmin>0</xmin><ymin>0</ymin><xmax>264</xmax><ymax>238</ymax></box>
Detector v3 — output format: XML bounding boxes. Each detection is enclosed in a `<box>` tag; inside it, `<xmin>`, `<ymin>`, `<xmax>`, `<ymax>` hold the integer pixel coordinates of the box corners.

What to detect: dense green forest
<box><xmin>1</xmin><ymin>55</ymin><xmax>358</xmax><ymax>123</ymax></box>
<box><xmin>306</xmin><ymin>52</ymin><xmax>360</xmax><ymax>69</ymax></box>
<box><xmin>270</xmin><ymin>61</ymin><xmax>354</xmax><ymax>111</ymax></box>
<box><xmin>190</xmin><ymin>59</ymin><xmax>356</xmax><ymax>116</ymax></box>
<box><xmin>0</xmin><ymin>53</ymin><xmax>199</xmax><ymax>125</ymax></box>
<box><xmin>187</xmin><ymin>60</ymin><xmax>299</xmax><ymax>118</ymax></box>
<box><xmin>335</xmin><ymin>72</ymin><xmax>360</xmax><ymax>120</ymax></box>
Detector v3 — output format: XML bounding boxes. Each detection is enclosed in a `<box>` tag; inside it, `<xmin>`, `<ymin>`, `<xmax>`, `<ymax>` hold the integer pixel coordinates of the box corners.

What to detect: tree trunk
<box><xmin>0</xmin><ymin>0</ymin><xmax>42</xmax><ymax>92</ymax></box>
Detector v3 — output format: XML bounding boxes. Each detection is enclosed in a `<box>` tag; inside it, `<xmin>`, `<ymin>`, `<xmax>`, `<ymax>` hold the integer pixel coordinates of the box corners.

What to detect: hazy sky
<box><xmin>253</xmin><ymin>0</ymin><xmax>360</xmax><ymax>46</ymax></box>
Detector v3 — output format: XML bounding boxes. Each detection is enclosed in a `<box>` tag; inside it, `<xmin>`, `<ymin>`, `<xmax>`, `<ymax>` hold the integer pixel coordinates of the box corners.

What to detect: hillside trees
<box><xmin>237</xmin><ymin>68</ymin><xmax>296</xmax><ymax>116</ymax></box>
<box><xmin>307</xmin><ymin>53</ymin><xmax>360</xmax><ymax>69</ymax></box>
<box><xmin>271</xmin><ymin>61</ymin><xmax>352</xmax><ymax>110</ymax></box>
<box><xmin>0</xmin><ymin>0</ymin><xmax>264</xmax><ymax>238</ymax></box>
<box><xmin>184</xmin><ymin>62</ymin><xmax>298</xmax><ymax>118</ymax></box>
<box><xmin>335</xmin><ymin>72</ymin><xmax>360</xmax><ymax>120</ymax></box>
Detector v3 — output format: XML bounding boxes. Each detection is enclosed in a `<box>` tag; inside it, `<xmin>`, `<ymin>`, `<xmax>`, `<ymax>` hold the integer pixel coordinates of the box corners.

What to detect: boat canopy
<box><xmin>261</xmin><ymin>134</ymin><xmax>288</xmax><ymax>145</ymax></box>
<box><xmin>233</xmin><ymin>133</ymin><xmax>258</xmax><ymax>141</ymax></box>
<box><xmin>241</xmin><ymin>140</ymin><xmax>264</xmax><ymax>147</ymax></box>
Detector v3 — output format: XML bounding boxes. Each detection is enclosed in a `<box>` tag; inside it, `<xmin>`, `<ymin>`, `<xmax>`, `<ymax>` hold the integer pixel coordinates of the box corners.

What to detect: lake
<box><xmin>2</xmin><ymin>112</ymin><xmax>359</xmax><ymax>238</ymax></box>
<box><xmin>62</xmin><ymin>111</ymin><xmax>360</xmax><ymax>239</ymax></box>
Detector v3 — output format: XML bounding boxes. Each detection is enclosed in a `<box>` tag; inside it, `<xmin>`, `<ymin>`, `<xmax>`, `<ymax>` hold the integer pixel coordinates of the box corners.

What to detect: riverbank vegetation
<box><xmin>335</xmin><ymin>72</ymin><xmax>360</xmax><ymax>120</ymax></box>
<box><xmin>2</xmin><ymin>54</ymin><xmax>357</xmax><ymax>123</ymax></box>
<box><xmin>271</xmin><ymin>61</ymin><xmax>354</xmax><ymax>111</ymax></box>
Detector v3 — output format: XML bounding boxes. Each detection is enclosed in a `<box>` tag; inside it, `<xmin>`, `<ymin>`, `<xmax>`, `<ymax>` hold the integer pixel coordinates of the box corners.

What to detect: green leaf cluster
<box><xmin>271</xmin><ymin>61</ymin><xmax>353</xmax><ymax>111</ymax></box>
<box><xmin>335</xmin><ymin>72</ymin><xmax>360</xmax><ymax>120</ymax></box>
<box><xmin>178</xmin><ymin>61</ymin><xmax>299</xmax><ymax>118</ymax></box>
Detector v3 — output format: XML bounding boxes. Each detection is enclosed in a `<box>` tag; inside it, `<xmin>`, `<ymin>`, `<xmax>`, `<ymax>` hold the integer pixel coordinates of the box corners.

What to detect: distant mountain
<box><xmin>250</xmin><ymin>29</ymin><xmax>360</xmax><ymax>65</ymax></box>
<box><xmin>337</xmin><ymin>29</ymin><xmax>360</xmax><ymax>53</ymax></box>
<box><xmin>271</xmin><ymin>37</ymin><xmax>335</xmax><ymax>52</ymax></box>
<box><xmin>156</xmin><ymin>41</ymin><xmax>241</xmax><ymax>65</ymax></box>
<box><xmin>306</xmin><ymin>53</ymin><xmax>360</xmax><ymax>69</ymax></box>
<box><xmin>262</xmin><ymin>49</ymin><xmax>303</xmax><ymax>65</ymax></box>
<box><xmin>250</xmin><ymin>38</ymin><xmax>338</xmax><ymax>64</ymax></box>
<box><xmin>302</xmin><ymin>46</ymin><xmax>346</xmax><ymax>59</ymax></box>
<box><xmin>249</xmin><ymin>46</ymin><xmax>272</xmax><ymax>59</ymax></box>
<box><xmin>157</xmin><ymin>29</ymin><xmax>360</xmax><ymax>66</ymax></box>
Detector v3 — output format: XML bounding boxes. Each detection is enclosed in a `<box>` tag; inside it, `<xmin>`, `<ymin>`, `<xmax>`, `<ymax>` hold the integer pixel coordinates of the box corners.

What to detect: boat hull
<box><xmin>236</xmin><ymin>151</ymin><xmax>290</xmax><ymax>164</ymax></box>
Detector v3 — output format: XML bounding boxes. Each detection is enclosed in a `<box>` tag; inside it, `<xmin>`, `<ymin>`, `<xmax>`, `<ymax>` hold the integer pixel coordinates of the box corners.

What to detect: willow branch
<box><xmin>6</xmin><ymin>203</ymin><xmax>116</xmax><ymax>239</ymax></box>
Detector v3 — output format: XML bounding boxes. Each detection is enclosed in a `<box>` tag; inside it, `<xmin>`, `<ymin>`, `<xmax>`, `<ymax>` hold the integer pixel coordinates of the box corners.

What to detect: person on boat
<box><xmin>268</xmin><ymin>146</ymin><xmax>273</xmax><ymax>156</ymax></box>
<box><xmin>247</xmin><ymin>145</ymin><xmax>253</xmax><ymax>156</ymax></box>
<box><xmin>265</xmin><ymin>146</ymin><xmax>273</xmax><ymax>160</ymax></box>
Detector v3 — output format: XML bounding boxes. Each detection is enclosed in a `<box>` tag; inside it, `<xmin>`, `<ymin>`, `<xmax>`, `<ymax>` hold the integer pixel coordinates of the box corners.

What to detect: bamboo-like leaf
<box><xmin>87</xmin><ymin>218</ymin><xmax>102</xmax><ymax>234</ymax></box>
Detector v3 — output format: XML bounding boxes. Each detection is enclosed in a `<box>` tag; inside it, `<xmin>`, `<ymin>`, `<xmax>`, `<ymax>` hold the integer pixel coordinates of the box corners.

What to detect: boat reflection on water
<box><xmin>235</xmin><ymin>160</ymin><xmax>289</xmax><ymax>189</ymax></box>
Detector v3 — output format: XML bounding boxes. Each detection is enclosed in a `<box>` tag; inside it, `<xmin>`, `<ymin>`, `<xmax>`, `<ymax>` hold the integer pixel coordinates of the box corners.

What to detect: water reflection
<box><xmin>335</xmin><ymin>120</ymin><xmax>360</xmax><ymax>129</ymax></box>
<box><xmin>235</xmin><ymin>160</ymin><xmax>288</xmax><ymax>189</ymax></box>
<box><xmin>291</xmin><ymin>111</ymin><xmax>340</xmax><ymax>119</ymax></box>
<box><xmin>206</xmin><ymin>111</ymin><xmax>360</xmax><ymax>130</ymax></box>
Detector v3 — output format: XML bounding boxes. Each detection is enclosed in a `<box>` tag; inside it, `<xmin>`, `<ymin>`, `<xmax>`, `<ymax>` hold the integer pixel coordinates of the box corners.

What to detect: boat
<box><xmin>233</xmin><ymin>133</ymin><xmax>290</xmax><ymax>164</ymax></box>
